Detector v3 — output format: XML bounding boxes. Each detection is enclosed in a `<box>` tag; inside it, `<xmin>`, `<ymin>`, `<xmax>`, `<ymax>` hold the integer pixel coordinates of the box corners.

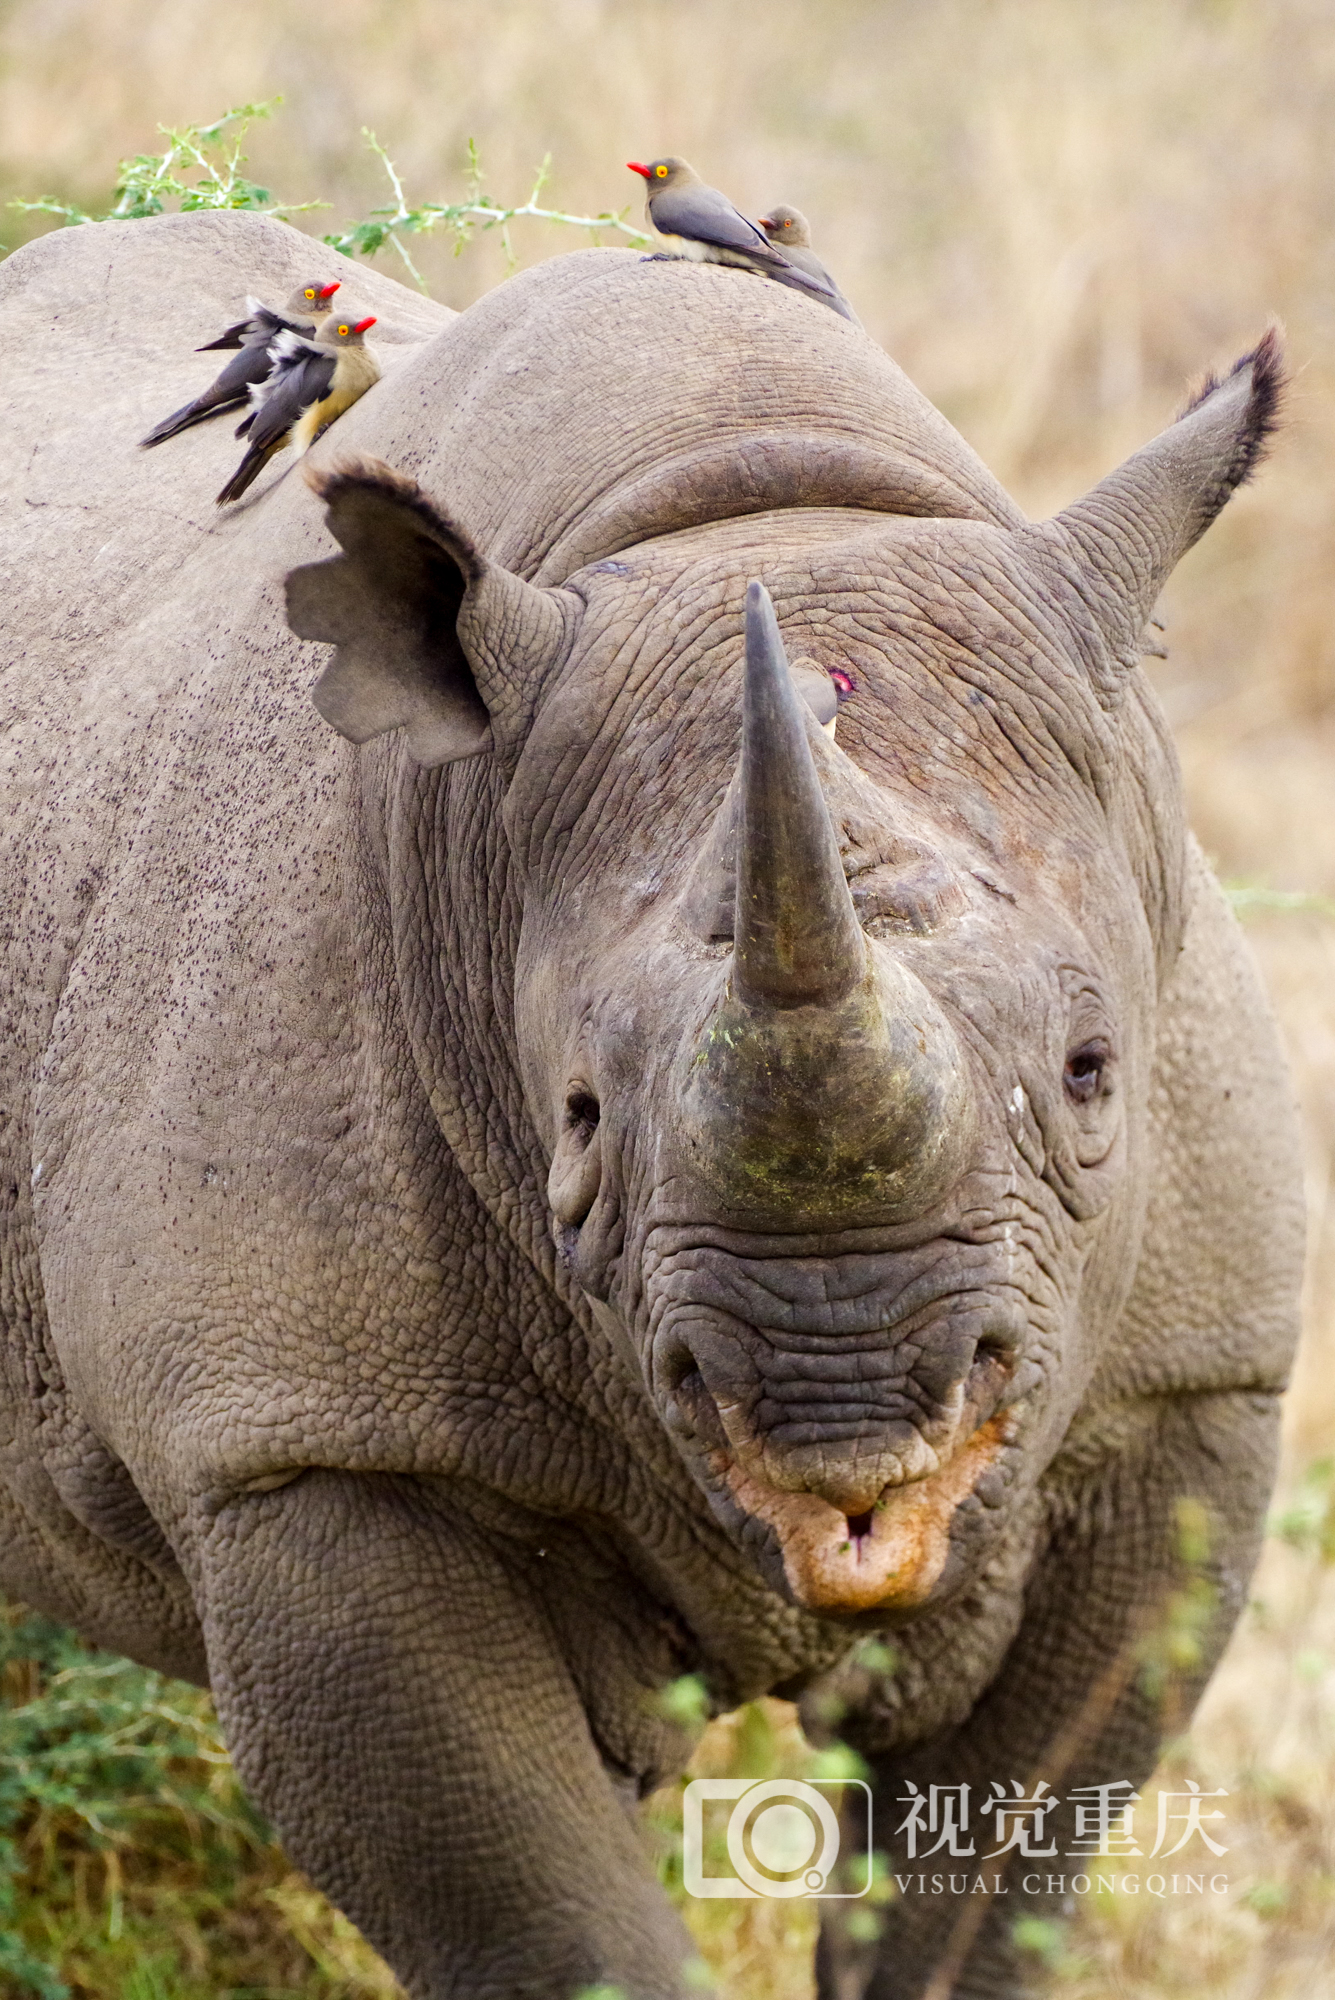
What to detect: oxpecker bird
<box><xmin>626</xmin><ymin>157</ymin><xmax>850</xmax><ymax>317</ymax></box>
<box><xmin>791</xmin><ymin>661</ymin><xmax>858</xmax><ymax>739</ymax></box>
<box><xmin>757</xmin><ymin>207</ymin><xmax>860</xmax><ymax>324</ymax></box>
<box><xmin>215</xmin><ymin>313</ymin><xmax>379</xmax><ymax>506</ymax></box>
<box><xmin>141</xmin><ymin>281</ymin><xmax>343</xmax><ymax>448</ymax></box>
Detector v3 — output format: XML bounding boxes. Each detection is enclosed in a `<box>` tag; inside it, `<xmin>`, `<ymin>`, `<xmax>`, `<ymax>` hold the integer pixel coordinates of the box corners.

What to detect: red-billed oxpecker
<box><xmin>757</xmin><ymin>205</ymin><xmax>861</xmax><ymax>325</ymax></box>
<box><xmin>215</xmin><ymin>313</ymin><xmax>379</xmax><ymax>506</ymax></box>
<box><xmin>627</xmin><ymin>157</ymin><xmax>854</xmax><ymax>320</ymax></box>
<box><xmin>140</xmin><ymin>280</ymin><xmax>342</xmax><ymax>448</ymax></box>
<box><xmin>789</xmin><ymin>660</ymin><xmax>857</xmax><ymax>740</ymax></box>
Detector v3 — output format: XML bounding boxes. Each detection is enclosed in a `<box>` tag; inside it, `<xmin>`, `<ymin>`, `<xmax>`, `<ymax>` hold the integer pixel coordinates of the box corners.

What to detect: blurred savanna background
<box><xmin>2</xmin><ymin>0</ymin><xmax>1334</xmax><ymax>1993</ymax></box>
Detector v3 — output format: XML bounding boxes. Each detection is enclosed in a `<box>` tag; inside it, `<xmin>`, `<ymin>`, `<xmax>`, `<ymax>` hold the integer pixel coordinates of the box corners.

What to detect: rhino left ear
<box><xmin>285</xmin><ymin>457</ymin><xmax>578</xmax><ymax>767</ymax></box>
<box><xmin>1029</xmin><ymin>326</ymin><xmax>1284</xmax><ymax>681</ymax></box>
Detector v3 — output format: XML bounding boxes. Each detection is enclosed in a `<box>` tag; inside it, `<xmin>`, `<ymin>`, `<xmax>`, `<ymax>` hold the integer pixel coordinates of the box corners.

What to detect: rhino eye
<box><xmin>1064</xmin><ymin>1040</ymin><xmax>1109</xmax><ymax>1105</ymax></box>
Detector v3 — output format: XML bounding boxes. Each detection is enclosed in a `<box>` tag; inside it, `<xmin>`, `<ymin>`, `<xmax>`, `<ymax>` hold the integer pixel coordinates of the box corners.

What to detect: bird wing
<box><xmin>781</xmin><ymin>245</ymin><xmax>835</xmax><ymax>290</ymax></box>
<box><xmin>267</xmin><ymin>327</ymin><xmax>323</xmax><ymax>365</ymax></box>
<box><xmin>766</xmin><ymin>261</ymin><xmax>851</xmax><ymax>315</ymax></box>
<box><xmin>243</xmin><ymin>341</ymin><xmax>337</xmax><ymax>451</ymax></box>
<box><xmin>197</xmin><ymin>298</ymin><xmax>311</xmax><ymax>352</ymax></box>
<box><xmin>208</xmin><ymin>341</ymin><xmax>283</xmax><ymax>401</ymax></box>
<box><xmin>247</xmin><ymin>304</ymin><xmax>313</xmax><ymax>344</ymax></box>
<box><xmin>197</xmin><ymin>298</ymin><xmax>272</xmax><ymax>351</ymax></box>
<box><xmin>651</xmin><ymin>183</ymin><xmax>785</xmax><ymax>260</ymax></box>
<box><xmin>197</xmin><ymin>316</ymin><xmax>252</xmax><ymax>352</ymax></box>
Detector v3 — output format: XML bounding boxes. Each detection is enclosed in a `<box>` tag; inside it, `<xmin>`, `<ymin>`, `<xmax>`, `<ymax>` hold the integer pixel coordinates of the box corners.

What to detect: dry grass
<box><xmin>2</xmin><ymin>0</ymin><xmax>1334</xmax><ymax>1992</ymax></box>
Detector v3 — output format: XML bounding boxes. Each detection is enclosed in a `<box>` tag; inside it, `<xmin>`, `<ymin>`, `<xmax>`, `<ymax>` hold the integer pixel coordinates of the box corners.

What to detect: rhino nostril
<box><xmin>975</xmin><ymin>1323</ymin><xmax>1020</xmax><ymax>1369</ymax></box>
<box><xmin>564</xmin><ymin>1088</ymin><xmax>600</xmax><ymax>1139</ymax></box>
<box><xmin>668</xmin><ymin>1366</ymin><xmax>727</xmax><ymax>1449</ymax></box>
<box><xmin>548</xmin><ymin>1084</ymin><xmax>603</xmax><ymax>1228</ymax></box>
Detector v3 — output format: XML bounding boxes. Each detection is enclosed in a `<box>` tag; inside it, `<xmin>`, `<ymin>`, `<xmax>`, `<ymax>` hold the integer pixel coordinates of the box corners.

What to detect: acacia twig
<box><xmin>322</xmin><ymin>129</ymin><xmax>651</xmax><ymax>291</ymax></box>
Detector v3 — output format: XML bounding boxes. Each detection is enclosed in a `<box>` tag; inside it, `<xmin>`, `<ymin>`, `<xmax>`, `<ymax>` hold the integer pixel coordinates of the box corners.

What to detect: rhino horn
<box><xmin>679</xmin><ymin>583</ymin><xmax>974</xmax><ymax>1221</ymax></box>
<box><xmin>733</xmin><ymin>582</ymin><xmax>865</xmax><ymax>1009</ymax></box>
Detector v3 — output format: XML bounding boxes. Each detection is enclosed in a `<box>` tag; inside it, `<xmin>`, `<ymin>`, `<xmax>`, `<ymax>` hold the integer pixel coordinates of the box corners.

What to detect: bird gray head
<box><xmin>757</xmin><ymin>206</ymin><xmax>812</xmax><ymax>249</ymax></box>
<box><xmin>284</xmin><ymin>280</ymin><xmax>343</xmax><ymax>316</ymax></box>
<box><xmin>316</xmin><ymin>313</ymin><xmax>378</xmax><ymax>348</ymax></box>
<box><xmin>626</xmin><ymin>157</ymin><xmax>702</xmax><ymax>193</ymax></box>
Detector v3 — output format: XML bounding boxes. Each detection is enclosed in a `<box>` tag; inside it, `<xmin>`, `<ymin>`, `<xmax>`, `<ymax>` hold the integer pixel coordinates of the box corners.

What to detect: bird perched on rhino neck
<box><xmin>627</xmin><ymin>157</ymin><xmax>851</xmax><ymax>318</ymax></box>
<box><xmin>215</xmin><ymin>313</ymin><xmax>379</xmax><ymax>506</ymax></box>
<box><xmin>757</xmin><ymin>206</ymin><xmax>860</xmax><ymax>325</ymax></box>
<box><xmin>140</xmin><ymin>280</ymin><xmax>343</xmax><ymax>448</ymax></box>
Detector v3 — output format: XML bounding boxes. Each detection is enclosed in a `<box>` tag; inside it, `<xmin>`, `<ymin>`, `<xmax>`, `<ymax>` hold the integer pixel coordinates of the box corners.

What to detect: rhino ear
<box><xmin>1031</xmin><ymin>326</ymin><xmax>1284</xmax><ymax>681</ymax></box>
<box><xmin>285</xmin><ymin>457</ymin><xmax>577</xmax><ymax>767</ymax></box>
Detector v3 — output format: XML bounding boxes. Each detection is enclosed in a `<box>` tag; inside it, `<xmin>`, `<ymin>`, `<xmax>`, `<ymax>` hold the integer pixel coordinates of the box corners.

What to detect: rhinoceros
<box><xmin>0</xmin><ymin>210</ymin><xmax>1305</xmax><ymax>1999</ymax></box>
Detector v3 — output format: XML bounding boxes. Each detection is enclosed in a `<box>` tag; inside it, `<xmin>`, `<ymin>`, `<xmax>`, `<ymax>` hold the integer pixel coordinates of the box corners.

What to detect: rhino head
<box><xmin>286</xmin><ymin>331</ymin><xmax>1279</xmax><ymax>1622</ymax></box>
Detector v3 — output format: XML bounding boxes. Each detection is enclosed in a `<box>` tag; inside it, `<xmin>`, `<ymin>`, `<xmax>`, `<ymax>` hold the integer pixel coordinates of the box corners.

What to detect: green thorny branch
<box><xmin>1223</xmin><ymin>883</ymin><xmax>1335</xmax><ymax>921</ymax></box>
<box><xmin>8</xmin><ymin>99</ymin><xmax>324</xmax><ymax>229</ymax></box>
<box><xmin>9</xmin><ymin>107</ymin><xmax>652</xmax><ymax>289</ymax></box>
<box><xmin>321</xmin><ymin>132</ymin><xmax>651</xmax><ymax>290</ymax></box>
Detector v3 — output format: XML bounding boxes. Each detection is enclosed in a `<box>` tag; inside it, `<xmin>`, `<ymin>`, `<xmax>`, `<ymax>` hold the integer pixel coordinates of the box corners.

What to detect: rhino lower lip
<box><xmin>714</xmin><ymin>1409</ymin><xmax>1020</xmax><ymax>1614</ymax></box>
<box><xmin>681</xmin><ymin>1340</ymin><xmax>1024</xmax><ymax>1612</ymax></box>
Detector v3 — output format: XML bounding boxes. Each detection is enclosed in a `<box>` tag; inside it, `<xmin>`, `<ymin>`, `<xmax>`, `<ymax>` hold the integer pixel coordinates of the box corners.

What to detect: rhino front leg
<box><xmin>196</xmin><ymin>1469</ymin><xmax>695</xmax><ymax>2000</ymax></box>
<box><xmin>816</xmin><ymin>1389</ymin><xmax>1279</xmax><ymax>2000</ymax></box>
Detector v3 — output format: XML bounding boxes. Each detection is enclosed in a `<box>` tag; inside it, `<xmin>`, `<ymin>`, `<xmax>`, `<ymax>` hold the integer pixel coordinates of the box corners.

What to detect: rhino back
<box><xmin>334</xmin><ymin>244</ymin><xmax>1025</xmax><ymax>581</ymax></box>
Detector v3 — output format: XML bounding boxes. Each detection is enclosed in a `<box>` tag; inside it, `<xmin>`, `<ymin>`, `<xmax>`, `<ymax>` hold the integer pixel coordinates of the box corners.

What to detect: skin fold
<box><xmin>0</xmin><ymin>213</ymin><xmax>1305</xmax><ymax>1999</ymax></box>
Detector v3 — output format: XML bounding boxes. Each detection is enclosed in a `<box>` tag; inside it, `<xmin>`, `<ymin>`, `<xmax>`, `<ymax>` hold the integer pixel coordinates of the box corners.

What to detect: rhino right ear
<box><xmin>1028</xmin><ymin>328</ymin><xmax>1284</xmax><ymax>689</ymax></box>
<box><xmin>285</xmin><ymin>457</ymin><xmax>578</xmax><ymax>767</ymax></box>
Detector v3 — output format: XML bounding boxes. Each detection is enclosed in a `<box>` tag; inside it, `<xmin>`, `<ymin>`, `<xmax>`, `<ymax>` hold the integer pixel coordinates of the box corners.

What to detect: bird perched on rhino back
<box><xmin>198</xmin><ymin>279</ymin><xmax>344</xmax><ymax>353</ymax></box>
<box><xmin>215</xmin><ymin>312</ymin><xmax>379</xmax><ymax>506</ymax></box>
<box><xmin>757</xmin><ymin>206</ymin><xmax>861</xmax><ymax>325</ymax></box>
<box><xmin>627</xmin><ymin>156</ymin><xmax>853</xmax><ymax>319</ymax></box>
<box><xmin>140</xmin><ymin>280</ymin><xmax>343</xmax><ymax>448</ymax></box>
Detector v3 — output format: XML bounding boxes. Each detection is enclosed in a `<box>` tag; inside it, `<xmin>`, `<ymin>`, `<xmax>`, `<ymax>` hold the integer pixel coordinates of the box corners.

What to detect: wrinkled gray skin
<box><xmin>0</xmin><ymin>212</ymin><xmax>1304</xmax><ymax>2000</ymax></box>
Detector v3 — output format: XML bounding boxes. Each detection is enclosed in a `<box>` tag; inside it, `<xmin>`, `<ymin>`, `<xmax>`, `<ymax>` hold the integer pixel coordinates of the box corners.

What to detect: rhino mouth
<box><xmin>651</xmin><ymin>1286</ymin><xmax>1030</xmax><ymax>1614</ymax></box>
<box><xmin>711</xmin><ymin>1407</ymin><xmax>1019</xmax><ymax>1615</ymax></box>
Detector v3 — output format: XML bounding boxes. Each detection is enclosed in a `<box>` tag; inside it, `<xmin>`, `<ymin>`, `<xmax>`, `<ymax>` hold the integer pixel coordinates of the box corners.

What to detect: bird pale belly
<box><xmin>651</xmin><ymin>232</ymin><xmax>765</xmax><ymax>273</ymax></box>
<box><xmin>291</xmin><ymin>349</ymin><xmax>379</xmax><ymax>457</ymax></box>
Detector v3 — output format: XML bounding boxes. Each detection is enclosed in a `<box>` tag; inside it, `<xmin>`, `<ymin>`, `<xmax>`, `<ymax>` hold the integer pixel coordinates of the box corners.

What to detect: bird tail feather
<box><xmin>141</xmin><ymin>387</ymin><xmax>250</xmax><ymax>447</ymax></box>
<box><xmin>140</xmin><ymin>401</ymin><xmax>206</xmax><ymax>447</ymax></box>
<box><xmin>216</xmin><ymin>446</ymin><xmax>269</xmax><ymax>505</ymax></box>
<box><xmin>767</xmin><ymin>266</ymin><xmax>853</xmax><ymax>317</ymax></box>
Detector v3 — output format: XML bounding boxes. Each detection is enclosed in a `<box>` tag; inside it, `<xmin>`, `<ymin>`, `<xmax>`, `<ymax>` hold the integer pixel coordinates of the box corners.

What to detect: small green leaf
<box><xmin>653</xmin><ymin>1674</ymin><xmax>711</xmax><ymax>1728</ymax></box>
<box><xmin>808</xmin><ymin>1741</ymin><xmax>869</xmax><ymax>1782</ymax></box>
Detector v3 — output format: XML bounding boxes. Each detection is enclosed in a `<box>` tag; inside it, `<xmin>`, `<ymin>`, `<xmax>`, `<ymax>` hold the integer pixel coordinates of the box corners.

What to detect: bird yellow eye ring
<box><xmin>304</xmin><ymin>288</ymin><xmax>315</xmax><ymax>298</ymax></box>
<box><xmin>655</xmin><ymin>164</ymin><xmax>668</xmax><ymax>177</ymax></box>
<box><xmin>337</xmin><ymin>324</ymin><xmax>349</xmax><ymax>335</ymax></box>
